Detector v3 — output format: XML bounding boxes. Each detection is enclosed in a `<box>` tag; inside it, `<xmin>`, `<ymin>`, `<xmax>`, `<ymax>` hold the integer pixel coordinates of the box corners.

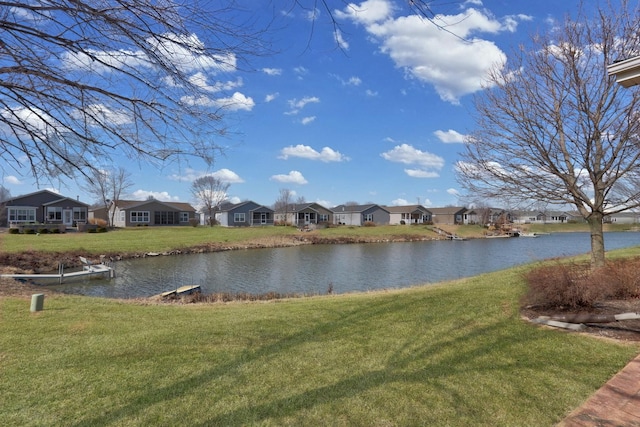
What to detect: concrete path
<box><xmin>558</xmin><ymin>354</ymin><xmax>640</xmax><ymax>426</ymax></box>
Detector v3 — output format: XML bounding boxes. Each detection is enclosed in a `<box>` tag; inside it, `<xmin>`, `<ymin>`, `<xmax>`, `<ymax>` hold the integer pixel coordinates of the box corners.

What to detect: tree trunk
<box><xmin>587</xmin><ymin>213</ymin><xmax>605</xmax><ymax>269</ymax></box>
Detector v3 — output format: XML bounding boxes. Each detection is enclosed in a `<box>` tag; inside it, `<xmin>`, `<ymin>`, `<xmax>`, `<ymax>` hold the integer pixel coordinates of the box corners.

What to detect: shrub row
<box><xmin>523</xmin><ymin>258</ymin><xmax>640</xmax><ymax>308</ymax></box>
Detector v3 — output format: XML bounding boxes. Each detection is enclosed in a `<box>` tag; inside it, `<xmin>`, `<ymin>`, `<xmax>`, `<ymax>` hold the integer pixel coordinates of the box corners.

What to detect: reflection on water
<box><xmin>44</xmin><ymin>232</ymin><xmax>640</xmax><ymax>298</ymax></box>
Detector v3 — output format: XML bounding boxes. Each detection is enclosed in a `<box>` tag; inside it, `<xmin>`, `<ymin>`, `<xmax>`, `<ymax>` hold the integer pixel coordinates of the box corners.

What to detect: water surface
<box><xmin>46</xmin><ymin>232</ymin><xmax>640</xmax><ymax>298</ymax></box>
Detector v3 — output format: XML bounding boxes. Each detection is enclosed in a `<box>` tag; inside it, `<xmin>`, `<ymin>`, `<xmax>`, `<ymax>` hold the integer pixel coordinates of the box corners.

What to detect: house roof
<box><xmin>4</xmin><ymin>189</ymin><xmax>89</xmax><ymax>206</ymax></box>
<box><xmin>115</xmin><ymin>199</ymin><xmax>196</xmax><ymax>212</ymax></box>
<box><xmin>384</xmin><ymin>205</ymin><xmax>431</xmax><ymax>214</ymax></box>
<box><xmin>289</xmin><ymin>202</ymin><xmax>331</xmax><ymax>213</ymax></box>
<box><xmin>331</xmin><ymin>204</ymin><xmax>390</xmax><ymax>213</ymax></box>
<box><xmin>429</xmin><ymin>207</ymin><xmax>467</xmax><ymax>215</ymax></box>
<box><xmin>218</xmin><ymin>200</ymin><xmax>273</xmax><ymax>212</ymax></box>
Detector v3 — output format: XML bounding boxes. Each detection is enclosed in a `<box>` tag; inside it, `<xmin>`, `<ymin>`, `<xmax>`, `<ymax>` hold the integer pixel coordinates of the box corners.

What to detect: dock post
<box><xmin>58</xmin><ymin>263</ymin><xmax>64</xmax><ymax>284</ymax></box>
<box><xmin>30</xmin><ymin>294</ymin><xmax>44</xmax><ymax>312</ymax></box>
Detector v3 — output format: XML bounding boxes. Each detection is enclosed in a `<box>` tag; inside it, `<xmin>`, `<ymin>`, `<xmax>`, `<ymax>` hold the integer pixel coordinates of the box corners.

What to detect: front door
<box><xmin>261</xmin><ymin>213</ymin><xmax>267</xmax><ymax>224</ymax></box>
<box><xmin>63</xmin><ymin>209</ymin><xmax>73</xmax><ymax>226</ymax></box>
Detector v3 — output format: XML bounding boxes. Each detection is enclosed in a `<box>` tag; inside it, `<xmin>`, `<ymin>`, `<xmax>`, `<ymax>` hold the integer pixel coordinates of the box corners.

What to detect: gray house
<box><xmin>110</xmin><ymin>199</ymin><xmax>198</xmax><ymax>227</ymax></box>
<box><xmin>385</xmin><ymin>205</ymin><xmax>432</xmax><ymax>225</ymax></box>
<box><xmin>430</xmin><ymin>207</ymin><xmax>467</xmax><ymax>225</ymax></box>
<box><xmin>274</xmin><ymin>203</ymin><xmax>333</xmax><ymax>227</ymax></box>
<box><xmin>216</xmin><ymin>201</ymin><xmax>274</xmax><ymax>227</ymax></box>
<box><xmin>332</xmin><ymin>204</ymin><xmax>390</xmax><ymax>226</ymax></box>
<box><xmin>3</xmin><ymin>189</ymin><xmax>89</xmax><ymax>227</ymax></box>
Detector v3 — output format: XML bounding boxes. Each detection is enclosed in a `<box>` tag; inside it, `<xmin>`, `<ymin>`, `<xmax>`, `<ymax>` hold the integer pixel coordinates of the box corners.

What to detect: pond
<box><xmin>45</xmin><ymin>232</ymin><xmax>640</xmax><ymax>298</ymax></box>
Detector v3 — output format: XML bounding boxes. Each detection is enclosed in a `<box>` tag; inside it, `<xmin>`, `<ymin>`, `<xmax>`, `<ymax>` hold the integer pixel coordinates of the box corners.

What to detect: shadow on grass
<box><xmin>70</xmin><ymin>294</ymin><xmax>582</xmax><ymax>426</ymax></box>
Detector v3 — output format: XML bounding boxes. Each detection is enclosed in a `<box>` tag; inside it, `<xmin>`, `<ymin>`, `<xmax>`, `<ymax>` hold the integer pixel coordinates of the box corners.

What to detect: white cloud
<box><xmin>301</xmin><ymin>116</ymin><xmax>316</xmax><ymax>125</ymax></box>
<box><xmin>5</xmin><ymin>175</ymin><xmax>21</xmax><ymax>185</ymax></box>
<box><xmin>265</xmin><ymin>93</ymin><xmax>279</xmax><ymax>102</ymax></box>
<box><xmin>168</xmin><ymin>168</ymin><xmax>243</xmax><ymax>183</ymax></box>
<box><xmin>188</xmin><ymin>73</ymin><xmax>242</xmax><ymax>93</ymax></box>
<box><xmin>131</xmin><ymin>189</ymin><xmax>179</xmax><ymax>201</ymax></box>
<box><xmin>181</xmin><ymin>92</ymin><xmax>254</xmax><ymax>111</ymax></box>
<box><xmin>211</xmin><ymin>168</ymin><xmax>244</xmax><ymax>183</ymax></box>
<box><xmin>391</xmin><ymin>198</ymin><xmax>408</xmax><ymax>205</ymax></box>
<box><xmin>286</xmin><ymin>96</ymin><xmax>320</xmax><ymax>115</ymax></box>
<box><xmin>335</xmin><ymin>29</ymin><xmax>349</xmax><ymax>50</ymax></box>
<box><xmin>227</xmin><ymin>196</ymin><xmax>242</xmax><ymax>204</ymax></box>
<box><xmin>381</xmin><ymin>143</ymin><xmax>444</xmax><ymax>168</ymax></box>
<box><xmin>405</xmin><ymin>169</ymin><xmax>439</xmax><ymax>178</ymax></box>
<box><xmin>270</xmin><ymin>170</ymin><xmax>308</xmax><ymax>184</ymax></box>
<box><xmin>365</xmin><ymin>89</ymin><xmax>378</xmax><ymax>97</ymax></box>
<box><xmin>337</xmin><ymin>1</ymin><xmax>528</xmax><ymax>103</ymax></box>
<box><xmin>262</xmin><ymin>68</ymin><xmax>282</xmax><ymax>76</ymax></box>
<box><xmin>434</xmin><ymin>129</ymin><xmax>467</xmax><ymax>143</ymax></box>
<box><xmin>279</xmin><ymin>144</ymin><xmax>349</xmax><ymax>162</ymax></box>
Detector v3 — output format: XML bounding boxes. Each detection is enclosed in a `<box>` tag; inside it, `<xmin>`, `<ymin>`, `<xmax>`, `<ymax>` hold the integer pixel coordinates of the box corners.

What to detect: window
<box><xmin>319</xmin><ymin>214</ymin><xmax>328</xmax><ymax>222</ymax></box>
<box><xmin>234</xmin><ymin>213</ymin><xmax>245</xmax><ymax>223</ymax></box>
<box><xmin>8</xmin><ymin>207</ymin><xmax>36</xmax><ymax>223</ymax></box>
<box><xmin>363</xmin><ymin>213</ymin><xmax>373</xmax><ymax>222</ymax></box>
<box><xmin>119</xmin><ymin>211</ymin><xmax>125</xmax><ymax>222</ymax></box>
<box><xmin>130</xmin><ymin>211</ymin><xmax>150</xmax><ymax>222</ymax></box>
<box><xmin>180</xmin><ymin>212</ymin><xmax>189</xmax><ymax>223</ymax></box>
<box><xmin>47</xmin><ymin>206</ymin><xmax>62</xmax><ymax>221</ymax></box>
<box><xmin>73</xmin><ymin>207</ymin><xmax>86</xmax><ymax>222</ymax></box>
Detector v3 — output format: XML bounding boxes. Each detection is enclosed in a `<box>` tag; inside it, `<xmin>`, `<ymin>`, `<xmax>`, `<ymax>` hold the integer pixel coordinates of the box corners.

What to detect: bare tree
<box><xmin>457</xmin><ymin>1</ymin><xmax>640</xmax><ymax>268</ymax></box>
<box><xmin>191</xmin><ymin>175</ymin><xmax>230</xmax><ymax>226</ymax></box>
<box><xmin>274</xmin><ymin>188</ymin><xmax>294</xmax><ymax>225</ymax></box>
<box><xmin>1</xmin><ymin>1</ymin><xmax>269</xmax><ymax>183</ymax></box>
<box><xmin>0</xmin><ymin>185</ymin><xmax>10</xmax><ymax>226</ymax></box>
<box><xmin>85</xmin><ymin>167</ymin><xmax>133</xmax><ymax>227</ymax></box>
<box><xmin>1</xmin><ymin>1</ymin><xmax>451</xmax><ymax>186</ymax></box>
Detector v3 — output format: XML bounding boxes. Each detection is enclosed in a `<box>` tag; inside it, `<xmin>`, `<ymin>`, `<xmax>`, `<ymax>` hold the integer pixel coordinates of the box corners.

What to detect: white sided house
<box><xmin>385</xmin><ymin>205</ymin><xmax>432</xmax><ymax>225</ymax></box>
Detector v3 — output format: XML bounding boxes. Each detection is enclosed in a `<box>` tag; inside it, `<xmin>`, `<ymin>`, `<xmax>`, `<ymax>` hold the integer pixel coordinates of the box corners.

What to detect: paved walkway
<box><xmin>558</xmin><ymin>354</ymin><xmax>640</xmax><ymax>426</ymax></box>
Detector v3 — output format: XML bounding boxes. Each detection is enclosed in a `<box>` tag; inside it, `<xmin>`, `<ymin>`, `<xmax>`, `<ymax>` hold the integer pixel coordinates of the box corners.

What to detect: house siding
<box><xmin>4</xmin><ymin>190</ymin><xmax>89</xmax><ymax>227</ymax></box>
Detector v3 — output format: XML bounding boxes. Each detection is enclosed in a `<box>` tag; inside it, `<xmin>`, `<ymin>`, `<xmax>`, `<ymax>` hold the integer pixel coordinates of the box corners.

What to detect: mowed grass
<box><xmin>2</xmin><ymin>258</ymin><xmax>640</xmax><ymax>426</ymax></box>
<box><xmin>0</xmin><ymin>225</ymin><xmax>442</xmax><ymax>254</ymax></box>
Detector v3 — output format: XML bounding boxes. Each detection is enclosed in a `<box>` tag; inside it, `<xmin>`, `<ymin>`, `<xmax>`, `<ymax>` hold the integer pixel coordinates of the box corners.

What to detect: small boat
<box><xmin>520</xmin><ymin>232</ymin><xmax>539</xmax><ymax>237</ymax></box>
<box><xmin>160</xmin><ymin>284</ymin><xmax>201</xmax><ymax>298</ymax></box>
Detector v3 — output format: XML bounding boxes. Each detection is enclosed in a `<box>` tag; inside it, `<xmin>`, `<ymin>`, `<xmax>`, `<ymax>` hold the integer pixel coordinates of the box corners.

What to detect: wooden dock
<box><xmin>160</xmin><ymin>285</ymin><xmax>201</xmax><ymax>298</ymax></box>
<box><xmin>0</xmin><ymin>259</ymin><xmax>115</xmax><ymax>284</ymax></box>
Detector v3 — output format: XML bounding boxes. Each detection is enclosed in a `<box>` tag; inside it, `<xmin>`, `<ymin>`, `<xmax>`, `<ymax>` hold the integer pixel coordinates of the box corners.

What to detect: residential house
<box><xmin>462</xmin><ymin>207</ymin><xmax>512</xmax><ymax>225</ymax></box>
<box><xmin>274</xmin><ymin>203</ymin><xmax>333</xmax><ymax>227</ymax></box>
<box><xmin>511</xmin><ymin>210</ymin><xmax>583</xmax><ymax>224</ymax></box>
<box><xmin>385</xmin><ymin>205</ymin><xmax>432</xmax><ymax>225</ymax></box>
<box><xmin>110</xmin><ymin>199</ymin><xmax>197</xmax><ymax>227</ymax></box>
<box><xmin>429</xmin><ymin>207</ymin><xmax>467</xmax><ymax>225</ymax></box>
<box><xmin>332</xmin><ymin>204</ymin><xmax>390</xmax><ymax>226</ymax></box>
<box><xmin>88</xmin><ymin>206</ymin><xmax>109</xmax><ymax>223</ymax></box>
<box><xmin>216</xmin><ymin>201</ymin><xmax>274</xmax><ymax>227</ymax></box>
<box><xmin>3</xmin><ymin>189</ymin><xmax>89</xmax><ymax>227</ymax></box>
<box><xmin>605</xmin><ymin>211</ymin><xmax>640</xmax><ymax>224</ymax></box>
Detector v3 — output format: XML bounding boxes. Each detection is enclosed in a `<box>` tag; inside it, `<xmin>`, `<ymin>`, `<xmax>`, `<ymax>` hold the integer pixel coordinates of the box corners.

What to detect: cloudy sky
<box><xmin>2</xmin><ymin>0</ymin><xmax>585</xmax><ymax>209</ymax></box>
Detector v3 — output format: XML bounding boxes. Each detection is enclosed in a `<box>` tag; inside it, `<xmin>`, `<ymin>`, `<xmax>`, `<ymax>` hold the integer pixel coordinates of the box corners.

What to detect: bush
<box><xmin>8</xmin><ymin>228</ymin><xmax>19</xmax><ymax>234</ymax></box>
<box><xmin>189</xmin><ymin>219</ymin><xmax>199</xmax><ymax>227</ymax></box>
<box><xmin>97</xmin><ymin>227</ymin><xmax>108</xmax><ymax>233</ymax></box>
<box><xmin>50</xmin><ymin>228</ymin><xmax>60</xmax><ymax>234</ymax></box>
<box><xmin>523</xmin><ymin>258</ymin><xmax>640</xmax><ymax>309</ymax></box>
<box><xmin>363</xmin><ymin>221</ymin><xmax>376</xmax><ymax>227</ymax></box>
<box><xmin>87</xmin><ymin>228</ymin><xmax>97</xmax><ymax>233</ymax></box>
<box><xmin>24</xmin><ymin>228</ymin><xmax>36</xmax><ymax>234</ymax></box>
<box><xmin>39</xmin><ymin>228</ymin><xmax>49</xmax><ymax>234</ymax></box>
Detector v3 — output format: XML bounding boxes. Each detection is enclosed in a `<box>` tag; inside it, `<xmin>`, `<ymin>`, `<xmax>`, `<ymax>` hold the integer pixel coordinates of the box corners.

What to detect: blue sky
<box><xmin>2</xmin><ymin>0</ymin><xmax>581</xmax><ymax>209</ymax></box>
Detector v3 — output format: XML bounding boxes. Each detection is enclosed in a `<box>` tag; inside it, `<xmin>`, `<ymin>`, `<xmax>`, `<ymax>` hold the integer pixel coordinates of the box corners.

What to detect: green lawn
<box><xmin>0</xmin><ymin>225</ymin><xmax>442</xmax><ymax>254</ymax></box>
<box><xmin>2</xmin><ymin>259</ymin><xmax>639</xmax><ymax>426</ymax></box>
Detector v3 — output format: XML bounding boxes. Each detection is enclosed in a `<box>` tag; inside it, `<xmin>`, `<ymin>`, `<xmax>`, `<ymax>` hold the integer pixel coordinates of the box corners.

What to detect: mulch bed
<box><xmin>522</xmin><ymin>299</ymin><xmax>640</xmax><ymax>342</ymax></box>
